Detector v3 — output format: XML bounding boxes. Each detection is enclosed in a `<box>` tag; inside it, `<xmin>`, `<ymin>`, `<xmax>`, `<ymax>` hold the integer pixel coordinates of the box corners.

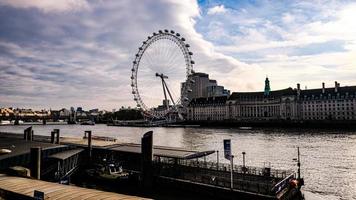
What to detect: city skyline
<box><xmin>1</xmin><ymin>0</ymin><xmax>356</xmax><ymax>110</ymax></box>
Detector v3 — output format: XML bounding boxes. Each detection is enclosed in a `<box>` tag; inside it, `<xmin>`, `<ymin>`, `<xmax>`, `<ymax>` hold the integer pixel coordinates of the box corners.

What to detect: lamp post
<box><xmin>216</xmin><ymin>150</ymin><xmax>219</xmax><ymax>170</ymax></box>
<box><xmin>242</xmin><ymin>152</ymin><xmax>246</xmax><ymax>170</ymax></box>
<box><xmin>230</xmin><ymin>155</ymin><xmax>234</xmax><ymax>189</ymax></box>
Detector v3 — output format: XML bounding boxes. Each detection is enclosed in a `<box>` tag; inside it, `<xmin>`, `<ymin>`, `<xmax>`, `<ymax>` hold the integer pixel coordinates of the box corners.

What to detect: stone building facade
<box><xmin>187</xmin><ymin>79</ymin><xmax>356</xmax><ymax>122</ymax></box>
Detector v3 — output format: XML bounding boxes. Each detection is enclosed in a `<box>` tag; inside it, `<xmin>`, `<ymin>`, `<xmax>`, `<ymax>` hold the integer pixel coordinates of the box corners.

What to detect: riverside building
<box><xmin>187</xmin><ymin>78</ymin><xmax>356</xmax><ymax>122</ymax></box>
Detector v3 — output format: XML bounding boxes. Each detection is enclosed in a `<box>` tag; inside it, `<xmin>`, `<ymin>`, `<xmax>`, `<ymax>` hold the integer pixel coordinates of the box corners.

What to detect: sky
<box><xmin>0</xmin><ymin>0</ymin><xmax>356</xmax><ymax>110</ymax></box>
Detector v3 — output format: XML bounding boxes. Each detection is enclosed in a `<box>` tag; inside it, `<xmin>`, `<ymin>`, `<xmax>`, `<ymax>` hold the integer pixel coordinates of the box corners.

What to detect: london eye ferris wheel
<box><xmin>130</xmin><ymin>29</ymin><xmax>195</xmax><ymax>120</ymax></box>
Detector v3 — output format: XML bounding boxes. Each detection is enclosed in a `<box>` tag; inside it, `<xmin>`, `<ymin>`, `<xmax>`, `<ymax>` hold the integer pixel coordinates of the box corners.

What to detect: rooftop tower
<box><xmin>264</xmin><ymin>77</ymin><xmax>271</xmax><ymax>96</ymax></box>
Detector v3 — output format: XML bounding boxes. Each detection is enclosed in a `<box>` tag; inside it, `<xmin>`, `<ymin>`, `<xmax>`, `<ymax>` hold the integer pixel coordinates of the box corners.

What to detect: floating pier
<box><xmin>0</xmin><ymin>129</ymin><xmax>303</xmax><ymax>200</ymax></box>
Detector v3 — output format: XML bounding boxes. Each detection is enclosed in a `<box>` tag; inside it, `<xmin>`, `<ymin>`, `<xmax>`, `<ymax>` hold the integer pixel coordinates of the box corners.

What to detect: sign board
<box><xmin>223</xmin><ymin>139</ymin><xmax>231</xmax><ymax>160</ymax></box>
<box><xmin>34</xmin><ymin>190</ymin><xmax>44</xmax><ymax>200</ymax></box>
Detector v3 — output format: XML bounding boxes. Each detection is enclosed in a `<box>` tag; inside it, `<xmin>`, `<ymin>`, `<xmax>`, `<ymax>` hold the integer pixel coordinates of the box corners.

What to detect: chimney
<box><xmin>322</xmin><ymin>82</ymin><xmax>325</xmax><ymax>93</ymax></box>
<box><xmin>297</xmin><ymin>83</ymin><xmax>301</xmax><ymax>95</ymax></box>
<box><xmin>335</xmin><ymin>81</ymin><xmax>338</xmax><ymax>93</ymax></box>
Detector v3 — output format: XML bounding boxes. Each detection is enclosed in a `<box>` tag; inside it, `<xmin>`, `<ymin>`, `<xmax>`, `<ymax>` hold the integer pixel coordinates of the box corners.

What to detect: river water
<box><xmin>0</xmin><ymin>124</ymin><xmax>355</xmax><ymax>200</ymax></box>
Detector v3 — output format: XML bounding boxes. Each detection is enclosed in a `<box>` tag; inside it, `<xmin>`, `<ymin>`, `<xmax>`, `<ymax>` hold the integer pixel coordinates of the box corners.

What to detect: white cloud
<box><xmin>0</xmin><ymin>0</ymin><xmax>90</xmax><ymax>12</ymax></box>
<box><xmin>282</xmin><ymin>13</ymin><xmax>294</xmax><ymax>24</ymax></box>
<box><xmin>207</xmin><ymin>5</ymin><xmax>226</xmax><ymax>15</ymax></box>
<box><xmin>195</xmin><ymin>1</ymin><xmax>356</xmax><ymax>92</ymax></box>
<box><xmin>0</xmin><ymin>0</ymin><xmax>249</xmax><ymax>109</ymax></box>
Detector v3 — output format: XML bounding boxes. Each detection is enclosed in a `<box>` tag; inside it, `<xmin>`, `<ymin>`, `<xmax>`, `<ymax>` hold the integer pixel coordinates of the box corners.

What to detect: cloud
<box><xmin>0</xmin><ymin>0</ymin><xmax>90</xmax><ymax>12</ymax></box>
<box><xmin>1</xmin><ymin>0</ymin><xmax>355</xmax><ymax>110</ymax></box>
<box><xmin>196</xmin><ymin>1</ymin><xmax>356</xmax><ymax>91</ymax></box>
<box><xmin>0</xmin><ymin>0</ymin><xmax>248</xmax><ymax>110</ymax></box>
<box><xmin>207</xmin><ymin>5</ymin><xmax>226</xmax><ymax>15</ymax></box>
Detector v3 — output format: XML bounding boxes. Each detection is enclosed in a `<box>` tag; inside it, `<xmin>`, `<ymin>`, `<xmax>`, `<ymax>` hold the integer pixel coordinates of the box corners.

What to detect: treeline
<box><xmin>112</xmin><ymin>109</ymin><xmax>143</xmax><ymax>120</ymax></box>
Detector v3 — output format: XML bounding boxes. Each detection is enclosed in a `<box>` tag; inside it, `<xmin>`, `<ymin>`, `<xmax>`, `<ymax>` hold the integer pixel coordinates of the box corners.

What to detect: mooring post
<box><xmin>141</xmin><ymin>131</ymin><xmax>153</xmax><ymax>190</ymax></box>
<box><xmin>24</xmin><ymin>126</ymin><xmax>32</xmax><ymax>141</ymax></box>
<box><xmin>54</xmin><ymin>129</ymin><xmax>60</xmax><ymax>144</ymax></box>
<box><xmin>30</xmin><ymin>147</ymin><xmax>41</xmax><ymax>179</ymax></box>
<box><xmin>86</xmin><ymin>131</ymin><xmax>92</xmax><ymax>159</ymax></box>
<box><xmin>50</xmin><ymin>131</ymin><xmax>55</xmax><ymax>144</ymax></box>
<box><xmin>242</xmin><ymin>152</ymin><xmax>246</xmax><ymax>173</ymax></box>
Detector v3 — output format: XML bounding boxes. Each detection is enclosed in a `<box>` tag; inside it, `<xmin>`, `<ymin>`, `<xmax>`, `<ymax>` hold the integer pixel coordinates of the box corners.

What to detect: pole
<box><xmin>297</xmin><ymin>147</ymin><xmax>300</xmax><ymax>180</ymax></box>
<box><xmin>216</xmin><ymin>150</ymin><xmax>219</xmax><ymax>170</ymax></box>
<box><xmin>86</xmin><ymin>131</ymin><xmax>92</xmax><ymax>159</ymax></box>
<box><xmin>30</xmin><ymin>147</ymin><xmax>41</xmax><ymax>179</ymax></box>
<box><xmin>50</xmin><ymin>131</ymin><xmax>55</xmax><ymax>144</ymax></box>
<box><xmin>230</xmin><ymin>155</ymin><xmax>234</xmax><ymax>189</ymax></box>
<box><xmin>54</xmin><ymin>129</ymin><xmax>60</xmax><ymax>144</ymax></box>
<box><xmin>242</xmin><ymin>152</ymin><xmax>246</xmax><ymax>170</ymax></box>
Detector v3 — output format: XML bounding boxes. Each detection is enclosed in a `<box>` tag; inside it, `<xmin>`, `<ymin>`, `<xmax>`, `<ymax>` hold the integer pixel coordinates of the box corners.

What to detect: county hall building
<box><xmin>187</xmin><ymin>78</ymin><xmax>356</xmax><ymax>122</ymax></box>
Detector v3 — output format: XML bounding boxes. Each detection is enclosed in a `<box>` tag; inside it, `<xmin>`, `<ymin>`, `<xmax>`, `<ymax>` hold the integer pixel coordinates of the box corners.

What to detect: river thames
<box><xmin>0</xmin><ymin>124</ymin><xmax>355</xmax><ymax>200</ymax></box>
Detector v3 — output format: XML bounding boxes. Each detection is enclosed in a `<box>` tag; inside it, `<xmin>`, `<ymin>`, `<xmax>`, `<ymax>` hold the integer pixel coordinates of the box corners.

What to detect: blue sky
<box><xmin>0</xmin><ymin>0</ymin><xmax>355</xmax><ymax>109</ymax></box>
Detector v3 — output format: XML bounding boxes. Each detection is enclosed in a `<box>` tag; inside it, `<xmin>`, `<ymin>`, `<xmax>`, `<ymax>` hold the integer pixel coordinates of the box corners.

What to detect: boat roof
<box><xmin>0</xmin><ymin>136</ymin><xmax>66</xmax><ymax>161</ymax></box>
<box><xmin>100</xmin><ymin>143</ymin><xmax>215</xmax><ymax>160</ymax></box>
<box><xmin>48</xmin><ymin>148</ymin><xmax>84</xmax><ymax>160</ymax></box>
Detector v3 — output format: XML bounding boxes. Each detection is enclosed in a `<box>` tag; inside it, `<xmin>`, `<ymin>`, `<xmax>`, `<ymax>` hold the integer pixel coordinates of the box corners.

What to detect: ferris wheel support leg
<box><xmin>161</xmin><ymin>79</ymin><xmax>169</xmax><ymax>110</ymax></box>
<box><xmin>163</xmin><ymin>80</ymin><xmax>176</xmax><ymax>107</ymax></box>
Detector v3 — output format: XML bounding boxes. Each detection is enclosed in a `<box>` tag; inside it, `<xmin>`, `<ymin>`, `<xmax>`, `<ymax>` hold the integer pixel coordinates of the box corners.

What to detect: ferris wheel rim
<box><xmin>130</xmin><ymin>30</ymin><xmax>194</xmax><ymax>118</ymax></box>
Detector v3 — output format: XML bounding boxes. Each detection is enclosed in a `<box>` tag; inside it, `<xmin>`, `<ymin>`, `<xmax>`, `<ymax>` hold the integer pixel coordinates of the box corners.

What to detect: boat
<box><xmin>0</xmin><ymin>149</ymin><xmax>11</xmax><ymax>155</ymax></box>
<box><xmin>86</xmin><ymin>161</ymin><xmax>129</xmax><ymax>182</ymax></box>
<box><xmin>0</xmin><ymin>120</ymin><xmax>11</xmax><ymax>125</ymax></box>
<box><xmin>80</xmin><ymin>120</ymin><xmax>95</xmax><ymax>125</ymax></box>
<box><xmin>239</xmin><ymin>126</ymin><xmax>252</xmax><ymax>130</ymax></box>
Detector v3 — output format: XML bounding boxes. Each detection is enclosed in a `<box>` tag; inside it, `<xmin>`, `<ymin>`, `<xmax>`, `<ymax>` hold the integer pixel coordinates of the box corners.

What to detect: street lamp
<box><xmin>242</xmin><ymin>152</ymin><xmax>247</xmax><ymax>173</ymax></box>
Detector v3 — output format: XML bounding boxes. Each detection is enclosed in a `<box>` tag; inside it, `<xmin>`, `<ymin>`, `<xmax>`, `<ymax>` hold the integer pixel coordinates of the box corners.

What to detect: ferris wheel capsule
<box><xmin>159</xmin><ymin>30</ymin><xmax>163</xmax><ymax>34</ymax></box>
<box><xmin>181</xmin><ymin>37</ymin><xmax>185</xmax><ymax>41</ymax></box>
<box><xmin>164</xmin><ymin>29</ymin><xmax>169</xmax><ymax>33</ymax></box>
<box><xmin>176</xmin><ymin>33</ymin><xmax>180</xmax><ymax>37</ymax></box>
<box><xmin>170</xmin><ymin>30</ymin><xmax>175</xmax><ymax>34</ymax></box>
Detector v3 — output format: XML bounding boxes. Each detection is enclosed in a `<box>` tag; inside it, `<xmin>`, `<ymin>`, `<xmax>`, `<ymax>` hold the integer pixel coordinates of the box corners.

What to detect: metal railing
<box><xmin>152</xmin><ymin>158</ymin><xmax>295</xmax><ymax>195</ymax></box>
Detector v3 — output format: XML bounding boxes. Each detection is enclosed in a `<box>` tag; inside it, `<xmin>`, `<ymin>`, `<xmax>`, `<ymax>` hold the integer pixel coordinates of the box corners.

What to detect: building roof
<box><xmin>191</xmin><ymin>72</ymin><xmax>208</xmax><ymax>78</ymax></box>
<box><xmin>228</xmin><ymin>88</ymin><xmax>296</xmax><ymax>100</ymax></box>
<box><xmin>0</xmin><ymin>174</ymin><xmax>147</xmax><ymax>200</ymax></box>
<box><xmin>300</xmin><ymin>86</ymin><xmax>356</xmax><ymax>98</ymax></box>
<box><xmin>189</xmin><ymin>96</ymin><xmax>227</xmax><ymax>106</ymax></box>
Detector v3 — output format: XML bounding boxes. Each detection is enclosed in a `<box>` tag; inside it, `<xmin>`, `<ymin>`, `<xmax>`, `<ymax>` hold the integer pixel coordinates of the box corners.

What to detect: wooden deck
<box><xmin>0</xmin><ymin>174</ymin><xmax>148</xmax><ymax>200</ymax></box>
